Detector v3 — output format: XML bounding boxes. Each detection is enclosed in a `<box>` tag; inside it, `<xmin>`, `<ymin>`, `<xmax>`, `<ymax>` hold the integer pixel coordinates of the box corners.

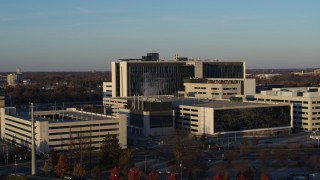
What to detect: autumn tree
<box><xmin>170</xmin><ymin>131</ymin><xmax>205</xmax><ymax>170</ymax></box>
<box><xmin>72</xmin><ymin>132</ymin><xmax>91</xmax><ymax>165</ymax></box>
<box><xmin>109</xmin><ymin>167</ymin><xmax>120</xmax><ymax>180</ymax></box>
<box><xmin>99</xmin><ymin>134</ymin><xmax>122</xmax><ymax>167</ymax></box>
<box><xmin>43</xmin><ymin>162</ymin><xmax>49</xmax><ymax>175</ymax></box>
<box><xmin>73</xmin><ymin>163</ymin><xmax>86</xmax><ymax>180</ymax></box>
<box><xmin>147</xmin><ymin>168</ymin><xmax>159</xmax><ymax>180</ymax></box>
<box><xmin>119</xmin><ymin>149</ymin><xmax>134</xmax><ymax>175</ymax></box>
<box><xmin>309</xmin><ymin>155</ymin><xmax>320</xmax><ymax>172</ymax></box>
<box><xmin>54</xmin><ymin>154</ymin><xmax>68</xmax><ymax>177</ymax></box>
<box><xmin>91</xmin><ymin>165</ymin><xmax>102</xmax><ymax>180</ymax></box>
<box><xmin>252</xmin><ymin>136</ymin><xmax>259</xmax><ymax>146</ymax></box>
<box><xmin>128</xmin><ymin>167</ymin><xmax>141</xmax><ymax>180</ymax></box>
<box><xmin>167</xmin><ymin>172</ymin><xmax>177</xmax><ymax>180</ymax></box>
<box><xmin>240</xmin><ymin>141</ymin><xmax>249</xmax><ymax>156</ymax></box>
<box><xmin>213</xmin><ymin>173</ymin><xmax>223</xmax><ymax>180</ymax></box>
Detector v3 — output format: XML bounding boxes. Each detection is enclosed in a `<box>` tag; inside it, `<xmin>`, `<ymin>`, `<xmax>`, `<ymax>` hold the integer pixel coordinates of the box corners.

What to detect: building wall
<box><xmin>184</xmin><ymin>82</ymin><xmax>241</xmax><ymax>99</ymax></box>
<box><xmin>121</xmin><ymin>106</ymin><xmax>175</xmax><ymax>137</ymax></box>
<box><xmin>173</xmin><ymin>103</ymin><xmax>292</xmax><ymax>135</ymax></box>
<box><xmin>111</xmin><ymin>60</ymin><xmax>245</xmax><ymax>97</ymax></box>
<box><xmin>247</xmin><ymin>88</ymin><xmax>320</xmax><ymax>131</ymax></box>
<box><xmin>103</xmin><ymin>97</ymin><xmax>128</xmax><ymax>116</ymax></box>
<box><xmin>0</xmin><ymin>96</ymin><xmax>4</xmax><ymax>108</ymax></box>
<box><xmin>7</xmin><ymin>74</ymin><xmax>17</xmax><ymax>86</ymax></box>
<box><xmin>103</xmin><ymin>82</ymin><xmax>112</xmax><ymax>98</ymax></box>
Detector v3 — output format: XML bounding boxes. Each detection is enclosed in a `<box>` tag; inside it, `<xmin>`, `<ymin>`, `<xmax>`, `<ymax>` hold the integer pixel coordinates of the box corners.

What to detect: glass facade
<box><xmin>214</xmin><ymin>106</ymin><xmax>291</xmax><ymax>132</ymax></box>
<box><xmin>128</xmin><ymin>63</ymin><xmax>194</xmax><ymax>96</ymax></box>
<box><xmin>203</xmin><ymin>62</ymin><xmax>244</xmax><ymax>78</ymax></box>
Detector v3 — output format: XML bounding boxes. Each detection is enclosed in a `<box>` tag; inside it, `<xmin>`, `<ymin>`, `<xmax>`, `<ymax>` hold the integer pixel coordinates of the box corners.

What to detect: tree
<box><xmin>73</xmin><ymin>163</ymin><xmax>86</xmax><ymax>180</ymax></box>
<box><xmin>167</xmin><ymin>172</ymin><xmax>177</xmax><ymax>180</ymax></box>
<box><xmin>109</xmin><ymin>167</ymin><xmax>120</xmax><ymax>180</ymax></box>
<box><xmin>128</xmin><ymin>167</ymin><xmax>141</xmax><ymax>180</ymax></box>
<box><xmin>147</xmin><ymin>168</ymin><xmax>159</xmax><ymax>180</ymax></box>
<box><xmin>43</xmin><ymin>162</ymin><xmax>49</xmax><ymax>175</ymax></box>
<box><xmin>119</xmin><ymin>149</ymin><xmax>134</xmax><ymax>175</ymax></box>
<box><xmin>99</xmin><ymin>134</ymin><xmax>122</xmax><ymax>167</ymax></box>
<box><xmin>260</xmin><ymin>174</ymin><xmax>269</xmax><ymax>180</ymax></box>
<box><xmin>309</xmin><ymin>155</ymin><xmax>320</xmax><ymax>172</ymax></box>
<box><xmin>54</xmin><ymin>154</ymin><xmax>68</xmax><ymax>177</ymax></box>
<box><xmin>240</xmin><ymin>143</ymin><xmax>249</xmax><ymax>156</ymax></box>
<box><xmin>213</xmin><ymin>173</ymin><xmax>223</xmax><ymax>180</ymax></box>
<box><xmin>252</xmin><ymin>136</ymin><xmax>259</xmax><ymax>146</ymax></box>
<box><xmin>91</xmin><ymin>165</ymin><xmax>102</xmax><ymax>180</ymax></box>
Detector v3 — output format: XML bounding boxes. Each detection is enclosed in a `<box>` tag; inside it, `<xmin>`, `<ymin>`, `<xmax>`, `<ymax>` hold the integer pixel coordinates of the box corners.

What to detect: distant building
<box><xmin>7</xmin><ymin>67</ymin><xmax>23</xmax><ymax>86</ymax></box>
<box><xmin>254</xmin><ymin>74</ymin><xmax>281</xmax><ymax>79</ymax></box>
<box><xmin>0</xmin><ymin>107</ymin><xmax>127</xmax><ymax>153</ymax></box>
<box><xmin>111</xmin><ymin>53</ymin><xmax>246</xmax><ymax>97</ymax></box>
<box><xmin>314</xmin><ymin>69</ymin><xmax>320</xmax><ymax>76</ymax></box>
<box><xmin>291</xmin><ymin>71</ymin><xmax>314</xmax><ymax>76</ymax></box>
<box><xmin>246</xmin><ymin>87</ymin><xmax>320</xmax><ymax>131</ymax></box>
<box><xmin>183</xmin><ymin>78</ymin><xmax>255</xmax><ymax>99</ymax></box>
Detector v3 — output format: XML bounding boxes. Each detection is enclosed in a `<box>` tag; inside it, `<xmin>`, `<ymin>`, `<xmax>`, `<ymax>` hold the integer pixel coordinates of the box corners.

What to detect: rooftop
<box><xmin>173</xmin><ymin>99</ymin><xmax>289</xmax><ymax>109</ymax></box>
<box><xmin>4</xmin><ymin>108</ymin><xmax>115</xmax><ymax>123</ymax></box>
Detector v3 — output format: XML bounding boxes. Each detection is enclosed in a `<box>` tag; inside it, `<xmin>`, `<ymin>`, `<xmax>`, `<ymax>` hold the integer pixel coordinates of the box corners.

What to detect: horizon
<box><xmin>1</xmin><ymin>0</ymin><xmax>319</xmax><ymax>71</ymax></box>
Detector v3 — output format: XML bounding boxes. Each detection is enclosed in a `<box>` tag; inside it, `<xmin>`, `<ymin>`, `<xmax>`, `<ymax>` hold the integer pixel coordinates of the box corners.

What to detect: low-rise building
<box><xmin>183</xmin><ymin>78</ymin><xmax>255</xmax><ymax>99</ymax></box>
<box><xmin>120</xmin><ymin>96</ymin><xmax>175</xmax><ymax>137</ymax></box>
<box><xmin>0</xmin><ymin>107</ymin><xmax>127</xmax><ymax>153</ymax></box>
<box><xmin>246</xmin><ymin>87</ymin><xmax>320</xmax><ymax>131</ymax></box>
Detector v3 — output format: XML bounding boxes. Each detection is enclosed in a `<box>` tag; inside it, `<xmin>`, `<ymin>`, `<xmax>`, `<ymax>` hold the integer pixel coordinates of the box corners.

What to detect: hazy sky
<box><xmin>1</xmin><ymin>0</ymin><xmax>319</xmax><ymax>71</ymax></box>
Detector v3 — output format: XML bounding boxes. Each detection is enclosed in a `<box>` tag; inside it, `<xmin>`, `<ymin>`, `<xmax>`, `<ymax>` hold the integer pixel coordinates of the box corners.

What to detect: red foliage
<box><xmin>213</xmin><ymin>173</ymin><xmax>223</xmax><ymax>180</ymax></box>
<box><xmin>128</xmin><ymin>167</ymin><xmax>141</xmax><ymax>180</ymax></box>
<box><xmin>260</xmin><ymin>174</ymin><xmax>269</xmax><ymax>180</ymax></box>
<box><xmin>236</xmin><ymin>174</ymin><xmax>248</xmax><ymax>180</ymax></box>
<box><xmin>147</xmin><ymin>168</ymin><xmax>159</xmax><ymax>180</ymax></box>
<box><xmin>109</xmin><ymin>167</ymin><xmax>120</xmax><ymax>180</ymax></box>
<box><xmin>167</xmin><ymin>172</ymin><xmax>177</xmax><ymax>180</ymax></box>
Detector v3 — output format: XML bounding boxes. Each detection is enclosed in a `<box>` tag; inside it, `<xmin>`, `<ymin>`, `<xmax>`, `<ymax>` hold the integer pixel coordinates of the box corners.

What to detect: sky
<box><xmin>0</xmin><ymin>0</ymin><xmax>319</xmax><ymax>72</ymax></box>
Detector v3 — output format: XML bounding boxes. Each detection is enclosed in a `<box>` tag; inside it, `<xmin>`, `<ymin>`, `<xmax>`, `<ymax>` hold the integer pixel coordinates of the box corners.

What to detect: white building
<box><xmin>111</xmin><ymin>53</ymin><xmax>246</xmax><ymax>97</ymax></box>
<box><xmin>172</xmin><ymin>99</ymin><xmax>292</xmax><ymax>135</ymax></box>
<box><xmin>103</xmin><ymin>82</ymin><xmax>112</xmax><ymax>98</ymax></box>
<box><xmin>0</xmin><ymin>107</ymin><xmax>127</xmax><ymax>153</ymax></box>
<box><xmin>183</xmin><ymin>78</ymin><xmax>255</xmax><ymax>99</ymax></box>
<box><xmin>246</xmin><ymin>87</ymin><xmax>320</xmax><ymax>131</ymax></box>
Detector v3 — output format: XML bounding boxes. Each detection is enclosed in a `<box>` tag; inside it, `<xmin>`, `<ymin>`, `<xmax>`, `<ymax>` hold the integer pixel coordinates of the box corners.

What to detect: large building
<box><xmin>183</xmin><ymin>78</ymin><xmax>255</xmax><ymax>99</ymax></box>
<box><xmin>111</xmin><ymin>53</ymin><xmax>246</xmax><ymax>97</ymax></box>
<box><xmin>246</xmin><ymin>87</ymin><xmax>320</xmax><ymax>131</ymax></box>
<box><xmin>103</xmin><ymin>95</ymin><xmax>292</xmax><ymax>136</ymax></box>
<box><xmin>0</xmin><ymin>107</ymin><xmax>127</xmax><ymax>153</ymax></box>
<box><xmin>172</xmin><ymin>99</ymin><xmax>292</xmax><ymax>135</ymax></box>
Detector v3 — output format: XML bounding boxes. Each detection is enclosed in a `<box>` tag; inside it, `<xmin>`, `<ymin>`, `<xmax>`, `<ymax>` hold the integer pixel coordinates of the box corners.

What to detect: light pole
<box><xmin>180</xmin><ymin>161</ymin><xmax>182</xmax><ymax>180</ymax></box>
